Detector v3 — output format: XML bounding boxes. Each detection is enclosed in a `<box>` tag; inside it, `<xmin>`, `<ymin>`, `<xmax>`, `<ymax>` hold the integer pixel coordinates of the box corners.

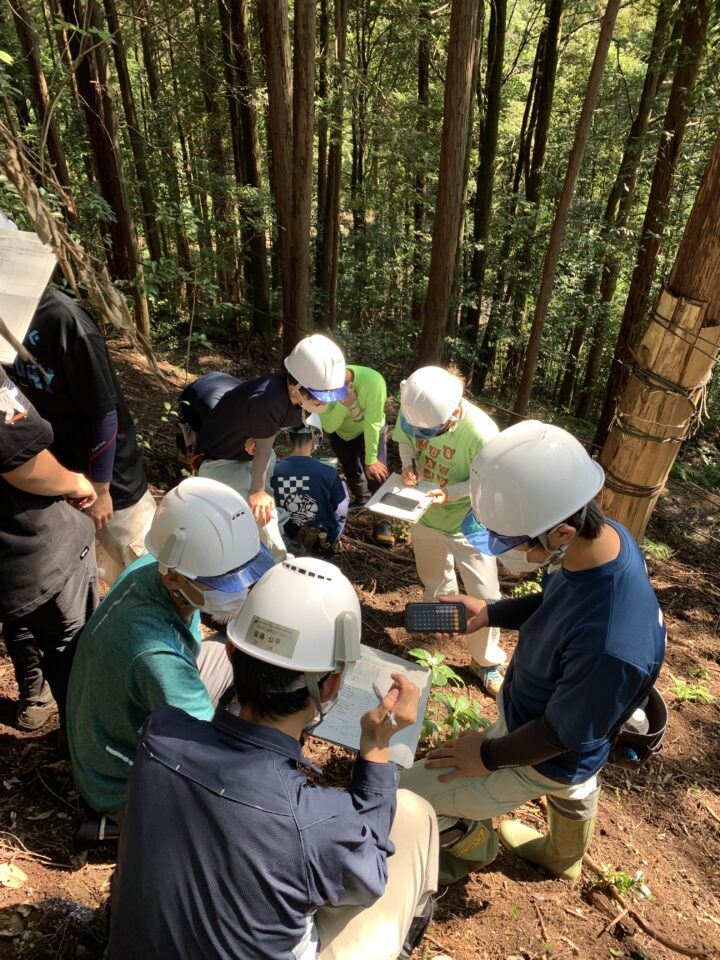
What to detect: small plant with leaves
<box><xmin>408</xmin><ymin>648</ymin><xmax>464</xmax><ymax>688</ymax></box>
<box><xmin>671</xmin><ymin>679</ymin><xmax>715</xmax><ymax>704</ymax></box>
<box><xmin>511</xmin><ymin>573</ymin><xmax>543</xmax><ymax>597</ymax></box>
<box><xmin>641</xmin><ymin>538</ymin><xmax>674</xmax><ymax>561</ymax></box>
<box><xmin>598</xmin><ymin>866</ymin><xmax>653</xmax><ymax>900</ymax></box>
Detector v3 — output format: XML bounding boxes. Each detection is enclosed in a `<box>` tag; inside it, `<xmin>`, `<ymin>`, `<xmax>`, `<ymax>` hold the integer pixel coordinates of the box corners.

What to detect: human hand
<box><xmin>88</xmin><ymin>486</ymin><xmax>113</xmax><ymax>529</ymax></box>
<box><xmin>424</xmin><ymin>730</ymin><xmax>491</xmax><ymax>782</ymax></box>
<box><xmin>65</xmin><ymin>474</ymin><xmax>98</xmax><ymax>512</ymax></box>
<box><xmin>360</xmin><ymin>673</ymin><xmax>420</xmax><ymax>761</ymax></box>
<box><xmin>427</xmin><ymin>487</ymin><xmax>448</xmax><ymax>505</ymax></box>
<box><xmin>365</xmin><ymin>460</ymin><xmax>388</xmax><ymax>483</ymax></box>
<box><xmin>341</xmin><ymin>385</ymin><xmax>358</xmax><ymax>409</ymax></box>
<box><xmin>402</xmin><ymin>466</ymin><xmax>418</xmax><ymax>487</ymax></box>
<box><xmin>434</xmin><ymin>595</ymin><xmax>488</xmax><ymax>640</ymax></box>
<box><xmin>245</xmin><ymin>437</ymin><xmax>257</xmax><ymax>456</ymax></box>
<box><xmin>248</xmin><ymin>489</ymin><xmax>274</xmax><ymax>526</ymax></box>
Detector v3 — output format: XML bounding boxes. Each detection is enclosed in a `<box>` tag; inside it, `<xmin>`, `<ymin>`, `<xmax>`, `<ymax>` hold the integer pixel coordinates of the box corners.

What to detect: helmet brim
<box><xmin>305</xmin><ymin>383</ymin><xmax>349</xmax><ymax>403</ymax></box>
<box><xmin>194</xmin><ymin>544</ymin><xmax>275</xmax><ymax>592</ymax></box>
<box><xmin>461</xmin><ymin>515</ymin><xmax>529</xmax><ymax>556</ymax></box>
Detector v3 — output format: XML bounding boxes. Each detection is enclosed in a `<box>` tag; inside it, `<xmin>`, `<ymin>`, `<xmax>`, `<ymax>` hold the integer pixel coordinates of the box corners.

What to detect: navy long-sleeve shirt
<box><xmin>108</xmin><ymin>706</ymin><xmax>399</xmax><ymax>960</ymax></box>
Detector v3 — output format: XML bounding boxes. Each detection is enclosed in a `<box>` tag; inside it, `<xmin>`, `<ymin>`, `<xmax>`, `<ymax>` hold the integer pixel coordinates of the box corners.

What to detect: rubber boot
<box><xmin>438</xmin><ymin>818</ymin><xmax>498</xmax><ymax>885</ymax></box>
<box><xmin>498</xmin><ymin>807</ymin><xmax>596</xmax><ymax>880</ymax></box>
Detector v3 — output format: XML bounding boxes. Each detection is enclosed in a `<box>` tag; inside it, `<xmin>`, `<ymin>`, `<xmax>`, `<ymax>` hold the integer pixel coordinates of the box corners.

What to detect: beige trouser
<box><xmin>198</xmin><ymin>455</ymin><xmax>287</xmax><ymax>562</ymax></box>
<box><xmin>399</xmin><ymin>697</ymin><xmax>600</xmax><ymax>825</ymax></box>
<box><xmin>316</xmin><ymin>789</ymin><xmax>439</xmax><ymax>960</ymax></box>
<box><xmin>95</xmin><ymin>490</ymin><xmax>157</xmax><ymax>585</ymax></box>
<box><xmin>411</xmin><ymin>521</ymin><xmax>505</xmax><ymax>668</ymax></box>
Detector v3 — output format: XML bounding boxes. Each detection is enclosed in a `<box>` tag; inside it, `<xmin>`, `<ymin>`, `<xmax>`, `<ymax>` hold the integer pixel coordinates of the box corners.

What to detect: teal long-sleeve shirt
<box><xmin>66</xmin><ymin>554</ymin><xmax>213</xmax><ymax>813</ymax></box>
<box><xmin>319</xmin><ymin>365</ymin><xmax>387</xmax><ymax>465</ymax></box>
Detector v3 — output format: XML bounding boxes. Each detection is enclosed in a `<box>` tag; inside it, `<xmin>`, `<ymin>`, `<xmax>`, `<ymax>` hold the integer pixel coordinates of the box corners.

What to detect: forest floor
<box><xmin>0</xmin><ymin>338</ymin><xmax>719</xmax><ymax>960</ymax></box>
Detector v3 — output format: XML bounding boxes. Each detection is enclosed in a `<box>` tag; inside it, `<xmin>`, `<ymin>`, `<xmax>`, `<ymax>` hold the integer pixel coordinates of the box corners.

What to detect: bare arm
<box><xmin>3</xmin><ymin>448</ymin><xmax>97</xmax><ymax>506</ymax></box>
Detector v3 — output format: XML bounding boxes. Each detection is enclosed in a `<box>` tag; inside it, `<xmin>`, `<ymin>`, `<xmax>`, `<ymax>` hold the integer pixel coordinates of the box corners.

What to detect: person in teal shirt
<box><xmin>392</xmin><ymin>367</ymin><xmax>506</xmax><ymax>697</ymax></box>
<box><xmin>66</xmin><ymin>478</ymin><xmax>273</xmax><ymax>818</ymax></box>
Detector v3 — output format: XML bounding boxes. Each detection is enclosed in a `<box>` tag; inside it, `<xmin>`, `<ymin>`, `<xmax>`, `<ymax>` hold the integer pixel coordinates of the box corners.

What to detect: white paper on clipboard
<box><xmin>365</xmin><ymin>471</ymin><xmax>436</xmax><ymax>523</ymax></box>
<box><xmin>311</xmin><ymin>644</ymin><xmax>431</xmax><ymax>768</ymax></box>
<box><xmin>0</xmin><ymin>229</ymin><xmax>57</xmax><ymax>365</ymax></box>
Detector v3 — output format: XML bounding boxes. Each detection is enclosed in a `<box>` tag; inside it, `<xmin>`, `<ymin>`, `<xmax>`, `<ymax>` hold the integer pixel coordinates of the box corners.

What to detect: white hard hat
<box><xmin>145</xmin><ymin>477</ymin><xmax>274</xmax><ymax>590</ymax></box>
<box><xmin>289</xmin><ymin>412</ymin><xmax>323</xmax><ymax>449</ymax></box>
<box><xmin>227</xmin><ymin>556</ymin><xmax>361</xmax><ymax>676</ymax></box>
<box><xmin>400</xmin><ymin>367</ymin><xmax>463</xmax><ymax>433</ymax></box>
<box><xmin>284</xmin><ymin>334</ymin><xmax>348</xmax><ymax>403</ymax></box>
<box><xmin>469</xmin><ymin>421</ymin><xmax>605</xmax><ymax>552</ymax></box>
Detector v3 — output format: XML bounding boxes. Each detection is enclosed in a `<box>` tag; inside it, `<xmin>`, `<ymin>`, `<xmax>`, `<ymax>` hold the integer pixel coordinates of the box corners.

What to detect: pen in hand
<box><xmin>372</xmin><ymin>682</ymin><xmax>398</xmax><ymax>728</ymax></box>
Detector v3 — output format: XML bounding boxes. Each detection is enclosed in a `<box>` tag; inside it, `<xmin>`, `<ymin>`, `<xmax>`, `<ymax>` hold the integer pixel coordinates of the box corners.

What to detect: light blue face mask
<box><xmin>399</xmin><ymin>412</ymin><xmax>449</xmax><ymax>440</ymax></box>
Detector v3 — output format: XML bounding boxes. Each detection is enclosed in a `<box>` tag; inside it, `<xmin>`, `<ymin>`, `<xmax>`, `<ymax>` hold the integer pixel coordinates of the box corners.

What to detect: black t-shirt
<box><xmin>10</xmin><ymin>288</ymin><xmax>147</xmax><ymax>510</ymax></box>
<box><xmin>196</xmin><ymin>371</ymin><xmax>303</xmax><ymax>461</ymax></box>
<box><xmin>0</xmin><ymin>368</ymin><xmax>95</xmax><ymax>620</ymax></box>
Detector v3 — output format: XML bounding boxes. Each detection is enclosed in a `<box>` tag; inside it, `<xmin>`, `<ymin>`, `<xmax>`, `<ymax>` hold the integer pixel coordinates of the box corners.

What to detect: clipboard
<box><xmin>365</xmin><ymin>471</ymin><xmax>436</xmax><ymax>523</ymax></box>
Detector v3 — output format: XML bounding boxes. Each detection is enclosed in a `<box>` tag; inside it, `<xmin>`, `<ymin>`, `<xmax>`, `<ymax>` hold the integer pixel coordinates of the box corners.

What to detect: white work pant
<box><xmin>198</xmin><ymin>455</ymin><xmax>287</xmax><ymax>562</ymax></box>
<box><xmin>410</xmin><ymin>521</ymin><xmax>505</xmax><ymax>668</ymax></box>
<box><xmin>316</xmin><ymin>790</ymin><xmax>439</xmax><ymax>960</ymax></box>
<box><xmin>96</xmin><ymin>490</ymin><xmax>157</xmax><ymax>585</ymax></box>
<box><xmin>400</xmin><ymin>697</ymin><xmax>600</xmax><ymax>824</ymax></box>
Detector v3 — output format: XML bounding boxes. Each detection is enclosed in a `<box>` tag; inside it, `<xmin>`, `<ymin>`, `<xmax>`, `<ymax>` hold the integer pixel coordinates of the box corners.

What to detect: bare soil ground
<box><xmin>1</xmin><ymin>340</ymin><xmax>719</xmax><ymax>960</ymax></box>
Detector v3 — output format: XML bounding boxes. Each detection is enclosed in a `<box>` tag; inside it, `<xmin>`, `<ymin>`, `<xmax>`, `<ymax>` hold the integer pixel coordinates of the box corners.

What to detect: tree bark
<box><xmin>103</xmin><ymin>0</ymin><xmax>162</xmax><ymax>262</ymax></box>
<box><xmin>417</xmin><ymin>0</ymin><xmax>481</xmax><ymax>366</ymax></box>
<box><xmin>512</xmin><ymin>0</ymin><xmax>622</xmax><ymax>420</ymax></box>
<box><xmin>594</xmin><ymin>0</ymin><xmax>711</xmax><ymax>446</ymax></box>
<box><xmin>286</xmin><ymin>0</ymin><xmax>315</xmax><ymax>350</ymax></box>
<box><xmin>315</xmin><ymin>0</ymin><xmax>330</xmax><ymax>294</ymax></box>
<box><xmin>9</xmin><ymin>0</ymin><xmax>76</xmax><ymax>220</ymax></box>
<box><xmin>599</xmin><ymin>127</ymin><xmax>720</xmax><ymax>539</ymax></box>
<box><xmin>571</xmin><ymin>0</ymin><xmax>676</xmax><ymax>416</ymax></box>
<box><xmin>59</xmin><ymin>0</ymin><xmax>149</xmax><ymax>337</ymax></box>
<box><xmin>258</xmin><ymin>0</ymin><xmax>294</xmax><ymax>335</ymax></box>
<box><xmin>410</xmin><ymin>7</ymin><xmax>431</xmax><ymax>329</ymax></box>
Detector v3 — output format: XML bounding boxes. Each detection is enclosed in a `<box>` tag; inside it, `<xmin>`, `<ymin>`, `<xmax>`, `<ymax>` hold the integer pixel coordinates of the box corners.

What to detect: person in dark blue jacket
<box><xmin>401</xmin><ymin>422</ymin><xmax>666</xmax><ymax>886</ymax></box>
<box><xmin>108</xmin><ymin>558</ymin><xmax>438</xmax><ymax>960</ymax></box>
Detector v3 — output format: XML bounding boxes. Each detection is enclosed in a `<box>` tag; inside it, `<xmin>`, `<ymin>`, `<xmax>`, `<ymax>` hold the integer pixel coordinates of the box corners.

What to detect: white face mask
<box><xmin>179</xmin><ymin>586</ymin><xmax>249</xmax><ymax>622</ymax></box>
<box><xmin>499</xmin><ymin>549</ymin><xmax>545</xmax><ymax>575</ymax></box>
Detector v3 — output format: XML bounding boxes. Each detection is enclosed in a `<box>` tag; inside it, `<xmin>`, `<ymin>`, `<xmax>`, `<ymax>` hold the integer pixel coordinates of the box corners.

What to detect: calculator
<box><xmin>404</xmin><ymin>602</ymin><xmax>467</xmax><ymax>634</ymax></box>
<box><xmin>379</xmin><ymin>492</ymin><xmax>422</xmax><ymax>511</ymax></box>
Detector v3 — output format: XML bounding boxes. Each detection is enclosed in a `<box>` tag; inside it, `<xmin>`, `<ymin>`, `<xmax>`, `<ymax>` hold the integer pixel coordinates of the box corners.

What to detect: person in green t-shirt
<box><xmin>391</xmin><ymin>367</ymin><xmax>506</xmax><ymax>697</ymax></box>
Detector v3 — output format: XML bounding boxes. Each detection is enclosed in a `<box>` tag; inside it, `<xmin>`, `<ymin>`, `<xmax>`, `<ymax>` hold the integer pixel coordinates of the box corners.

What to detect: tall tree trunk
<box><xmin>512</xmin><ymin>0</ymin><xmax>622</xmax><ymax>419</ymax></box>
<box><xmin>286</xmin><ymin>0</ymin><xmax>315</xmax><ymax>350</ymax></box>
<box><xmin>410</xmin><ymin>7</ymin><xmax>431</xmax><ymax>329</ymax></box>
<box><xmin>594</xmin><ymin>0</ymin><xmax>710</xmax><ymax>447</ymax></box>
<box><xmin>417</xmin><ymin>0</ymin><xmax>481</xmax><ymax>365</ymax></box>
<box><xmin>314</xmin><ymin>0</ymin><xmax>329</xmax><ymax>297</ymax></box>
<box><xmin>9</xmin><ymin>0</ymin><xmax>76</xmax><ymax>220</ymax></box>
<box><xmin>317</xmin><ymin>0</ymin><xmax>348</xmax><ymax>330</ymax></box>
<box><xmin>570</xmin><ymin>0</ymin><xmax>676</xmax><ymax>416</ymax></box>
<box><xmin>258</xmin><ymin>0</ymin><xmax>294</xmax><ymax>336</ymax></box>
<box><xmin>461</xmin><ymin>0</ymin><xmax>507</xmax><ymax>341</ymax></box>
<box><xmin>228</xmin><ymin>0</ymin><xmax>272</xmax><ymax>335</ymax></box>
<box><xmin>103</xmin><ymin>0</ymin><xmax>161</xmax><ymax>262</ymax></box>
<box><xmin>60</xmin><ymin>0</ymin><xmax>149</xmax><ymax>337</ymax></box>
<box><xmin>599</xmin><ymin>127</ymin><xmax>720</xmax><ymax>539</ymax></box>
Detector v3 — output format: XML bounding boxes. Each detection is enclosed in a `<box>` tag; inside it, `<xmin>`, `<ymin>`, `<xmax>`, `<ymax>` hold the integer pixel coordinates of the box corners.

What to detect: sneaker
<box><xmin>470</xmin><ymin>661</ymin><xmax>504</xmax><ymax>699</ymax></box>
<box><xmin>372</xmin><ymin>519</ymin><xmax>395</xmax><ymax>548</ymax></box>
<box><xmin>16</xmin><ymin>683</ymin><xmax>56</xmax><ymax>732</ymax></box>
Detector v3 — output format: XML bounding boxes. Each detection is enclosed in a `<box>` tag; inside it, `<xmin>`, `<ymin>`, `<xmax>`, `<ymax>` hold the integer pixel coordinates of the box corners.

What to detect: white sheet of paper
<box><xmin>365</xmin><ymin>471</ymin><xmax>436</xmax><ymax>523</ymax></box>
<box><xmin>0</xmin><ymin>229</ymin><xmax>57</xmax><ymax>364</ymax></box>
<box><xmin>312</xmin><ymin>644</ymin><xmax>431</xmax><ymax>768</ymax></box>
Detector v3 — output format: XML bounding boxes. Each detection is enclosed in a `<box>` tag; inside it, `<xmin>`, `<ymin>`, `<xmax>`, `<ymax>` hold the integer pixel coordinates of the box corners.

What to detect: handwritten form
<box><xmin>313</xmin><ymin>644</ymin><xmax>431</xmax><ymax>768</ymax></box>
<box><xmin>0</xmin><ymin>229</ymin><xmax>57</xmax><ymax>364</ymax></box>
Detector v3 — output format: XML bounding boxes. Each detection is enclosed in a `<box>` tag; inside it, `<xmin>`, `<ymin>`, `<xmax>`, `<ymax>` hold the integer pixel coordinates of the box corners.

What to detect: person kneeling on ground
<box><xmin>107</xmin><ymin>557</ymin><xmax>439</xmax><ymax>960</ymax></box>
<box><xmin>271</xmin><ymin>415</ymin><xmax>349</xmax><ymax>554</ymax></box>
<box><xmin>66</xmin><ymin>477</ymin><xmax>274</xmax><ymax>825</ymax></box>
<box><xmin>400</xmin><ymin>421</ymin><xmax>666</xmax><ymax>886</ymax></box>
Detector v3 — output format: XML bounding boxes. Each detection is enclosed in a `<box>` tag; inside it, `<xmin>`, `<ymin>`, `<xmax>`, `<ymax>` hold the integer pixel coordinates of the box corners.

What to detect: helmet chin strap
<box><xmin>536</xmin><ymin>504</ymin><xmax>587</xmax><ymax>560</ymax></box>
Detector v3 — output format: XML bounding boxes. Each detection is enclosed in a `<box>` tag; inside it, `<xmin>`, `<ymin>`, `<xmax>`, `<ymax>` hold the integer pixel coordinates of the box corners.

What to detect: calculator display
<box><xmin>404</xmin><ymin>603</ymin><xmax>467</xmax><ymax>634</ymax></box>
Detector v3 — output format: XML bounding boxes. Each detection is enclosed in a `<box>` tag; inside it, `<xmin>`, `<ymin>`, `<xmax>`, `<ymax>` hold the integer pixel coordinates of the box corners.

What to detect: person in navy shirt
<box><xmin>401</xmin><ymin>421</ymin><xmax>666</xmax><ymax>885</ymax></box>
<box><xmin>271</xmin><ymin>416</ymin><xmax>349</xmax><ymax>550</ymax></box>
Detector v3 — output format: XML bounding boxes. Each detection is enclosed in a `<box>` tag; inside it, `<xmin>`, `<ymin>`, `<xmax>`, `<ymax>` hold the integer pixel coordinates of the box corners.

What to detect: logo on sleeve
<box><xmin>0</xmin><ymin>384</ymin><xmax>28</xmax><ymax>425</ymax></box>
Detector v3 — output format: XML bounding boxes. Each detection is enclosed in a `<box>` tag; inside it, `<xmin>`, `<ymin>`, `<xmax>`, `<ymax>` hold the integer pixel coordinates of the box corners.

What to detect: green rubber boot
<box><xmin>498</xmin><ymin>808</ymin><xmax>596</xmax><ymax>881</ymax></box>
<box><xmin>438</xmin><ymin>819</ymin><xmax>499</xmax><ymax>885</ymax></box>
